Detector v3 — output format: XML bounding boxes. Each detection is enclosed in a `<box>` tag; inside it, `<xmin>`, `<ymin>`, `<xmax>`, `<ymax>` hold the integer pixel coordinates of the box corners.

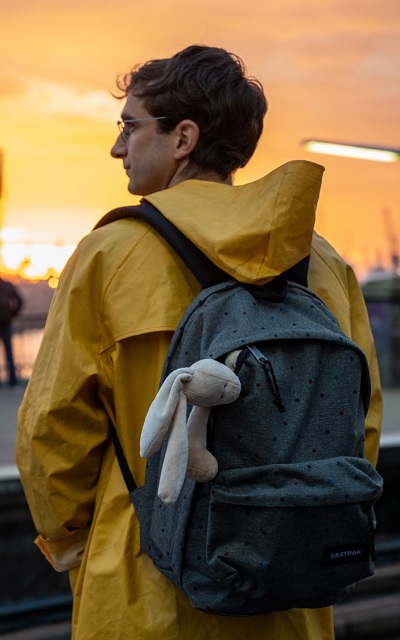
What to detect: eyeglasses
<box><xmin>116</xmin><ymin>117</ymin><xmax>168</xmax><ymax>142</ymax></box>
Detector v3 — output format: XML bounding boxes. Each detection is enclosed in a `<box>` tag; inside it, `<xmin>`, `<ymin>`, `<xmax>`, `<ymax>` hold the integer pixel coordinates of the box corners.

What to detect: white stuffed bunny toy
<box><xmin>140</xmin><ymin>356</ymin><xmax>241</xmax><ymax>504</ymax></box>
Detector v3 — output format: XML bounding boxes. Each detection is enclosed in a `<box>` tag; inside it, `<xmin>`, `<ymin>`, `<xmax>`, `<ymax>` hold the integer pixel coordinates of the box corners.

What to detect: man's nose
<box><xmin>110</xmin><ymin>136</ymin><xmax>127</xmax><ymax>158</ymax></box>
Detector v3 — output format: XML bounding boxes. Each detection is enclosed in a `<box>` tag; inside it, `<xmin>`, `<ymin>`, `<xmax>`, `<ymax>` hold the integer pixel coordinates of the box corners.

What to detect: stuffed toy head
<box><xmin>140</xmin><ymin>357</ymin><xmax>241</xmax><ymax>504</ymax></box>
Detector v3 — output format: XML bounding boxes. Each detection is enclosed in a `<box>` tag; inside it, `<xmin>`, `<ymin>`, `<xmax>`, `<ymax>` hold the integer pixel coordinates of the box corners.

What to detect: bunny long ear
<box><xmin>157</xmin><ymin>394</ymin><xmax>189</xmax><ymax>504</ymax></box>
<box><xmin>140</xmin><ymin>368</ymin><xmax>193</xmax><ymax>458</ymax></box>
<box><xmin>187</xmin><ymin>405</ymin><xmax>211</xmax><ymax>449</ymax></box>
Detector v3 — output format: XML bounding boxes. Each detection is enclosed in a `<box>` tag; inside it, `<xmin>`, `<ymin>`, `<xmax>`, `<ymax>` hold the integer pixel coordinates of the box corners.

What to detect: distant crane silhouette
<box><xmin>382</xmin><ymin>207</ymin><xmax>399</xmax><ymax>274</ymax></box>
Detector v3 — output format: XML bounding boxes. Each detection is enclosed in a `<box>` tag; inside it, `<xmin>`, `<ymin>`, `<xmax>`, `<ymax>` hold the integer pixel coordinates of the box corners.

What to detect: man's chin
<box><xmin>127</xmin><ymin>182</ymin><xmax>142</xmax><ymax>197</ymax></box>
<box><xmin>128</xmin><ymin>176</ymin><xmax>152</xmax><ymax>196</ymax></box>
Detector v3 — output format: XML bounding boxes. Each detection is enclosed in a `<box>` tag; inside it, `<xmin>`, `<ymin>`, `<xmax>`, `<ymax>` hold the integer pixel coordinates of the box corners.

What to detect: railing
<box><xmin>0</xmin><ymin>319</ymin><xmax>46</xmax><ymax>383</ymax></box>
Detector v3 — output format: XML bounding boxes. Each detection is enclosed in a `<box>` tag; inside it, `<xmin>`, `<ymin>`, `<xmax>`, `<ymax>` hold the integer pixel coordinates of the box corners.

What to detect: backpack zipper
<box><xmin>247</xmin><ymin>345</ymin><xmax>286</xmax><ymax>414</ymax></box>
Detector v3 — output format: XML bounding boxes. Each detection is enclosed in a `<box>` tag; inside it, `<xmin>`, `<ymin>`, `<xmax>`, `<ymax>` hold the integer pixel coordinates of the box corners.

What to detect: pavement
<box><xmin>0</xmin><ymin>379</ymin><xmax>28</xmax><ymax>474</ymax></box>
<box><xmin>0</xmin><ymin>380</ymin><xmax>73</xmax><ymax>639</ymax></box>
<box><xmin>0</xmin><ymin>622</ymin><xmax>71</xmax><ymax>640</ymax></box>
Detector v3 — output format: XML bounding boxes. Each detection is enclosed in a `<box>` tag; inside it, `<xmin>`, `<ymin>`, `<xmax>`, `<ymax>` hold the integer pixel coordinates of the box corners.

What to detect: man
<box><xmin>17</xmin><ymin>45</ymin><xmax>381</xmax><ymax>640</ymax></box>
<box><xmin>0</xmin><ymin>276</ymin><xmax>22</xmax><ymax>386</ymax></box>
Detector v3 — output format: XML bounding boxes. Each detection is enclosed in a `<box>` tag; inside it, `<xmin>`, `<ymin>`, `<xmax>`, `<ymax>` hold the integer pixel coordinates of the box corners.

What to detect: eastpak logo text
<box><xmin>322</xmin><ymin>542</ymin><xmax>371</xmax><ymax>566</ymax></box>
<box><xmin>330</xmin><ymin>549</ymin><xmax>364</xmax><ymax>559</ymax></box>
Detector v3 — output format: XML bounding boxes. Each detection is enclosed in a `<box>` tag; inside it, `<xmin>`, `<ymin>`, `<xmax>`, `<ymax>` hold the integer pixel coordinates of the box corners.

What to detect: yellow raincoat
<box><xmin>17</xmin><ymin>161</ymin><xmax>381</xmax><ymax>640</ymax></box>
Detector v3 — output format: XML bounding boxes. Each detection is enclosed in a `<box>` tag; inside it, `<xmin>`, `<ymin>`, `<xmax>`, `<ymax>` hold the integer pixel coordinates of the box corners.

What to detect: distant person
<box><xmin>16</xmin><ymin>45</ymin><xmax>382</xmax><ymax>640</ymax></box>
<box><xmin>0</xmin><ymin>277</ymin><xmax>22</xmax><ymax>387</ymax></box>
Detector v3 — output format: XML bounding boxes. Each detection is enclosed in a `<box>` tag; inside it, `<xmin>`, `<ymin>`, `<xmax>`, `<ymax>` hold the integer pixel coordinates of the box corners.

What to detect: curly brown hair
<box><xmin>116</xmin><ymin>45</ymin><xmax>267</xmax><ymax>180</ymax></box>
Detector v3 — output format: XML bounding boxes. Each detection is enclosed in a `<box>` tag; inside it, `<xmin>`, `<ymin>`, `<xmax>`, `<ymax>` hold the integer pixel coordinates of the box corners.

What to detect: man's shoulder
<box><xmin>310</xmin><ymin>232</ymin><xmax>349</xmax><ymax>286</ymax></box>
<box><xmin>74</xmin><ymin>217</ymin><xmax>171</xmax><ymax>270</ymax></box>
<box><xmin>84</xmin><ymin>216</ymin><xmax>150</xmax><ymax>249</ymax></box>
<box><xmin>311</xmin><ymin>232</ymin><xmax>344</xmax><ymax>264</ymax></box>
<box><xmin>71</xmin><ymin>216</ymin><xmax>195</xmax><ymax>296</ymax></box>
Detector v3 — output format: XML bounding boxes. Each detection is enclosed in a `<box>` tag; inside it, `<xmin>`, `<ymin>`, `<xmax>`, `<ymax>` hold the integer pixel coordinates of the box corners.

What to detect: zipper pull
<box><xmin>247</xmin><ymin>345</ymin><xmax>286</xmax><ymax>413</ymax></box>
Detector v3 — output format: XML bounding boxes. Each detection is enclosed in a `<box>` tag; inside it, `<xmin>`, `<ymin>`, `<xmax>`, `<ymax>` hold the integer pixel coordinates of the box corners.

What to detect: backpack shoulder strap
<box><xmin>94</xmin><ymin>201</ymin><xmax>228</xmax><ymax>289</ymax></box>
<box><xmin>111</xmin><ymin>425</ymin><xmax>137</xmax><ymax>493</ymax></box>
<box><xmin>96</xmin><ymin>201</ymin><xmax>227</xmax><ymax>493</ymax></box>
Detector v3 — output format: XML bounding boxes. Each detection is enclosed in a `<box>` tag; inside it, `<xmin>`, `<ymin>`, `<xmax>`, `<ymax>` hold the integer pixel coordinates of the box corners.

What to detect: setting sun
<box><xmin>0</xmin><ymin>228</ymin><xmax>75</xmax><ymax>280</ymax></box>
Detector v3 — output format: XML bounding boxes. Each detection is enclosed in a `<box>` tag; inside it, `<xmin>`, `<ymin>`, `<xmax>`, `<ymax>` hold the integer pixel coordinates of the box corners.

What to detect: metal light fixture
<box><xmin>302</xmin><ymin>139</ymin><xmax>400</xmax><ymax>163</ymax></box>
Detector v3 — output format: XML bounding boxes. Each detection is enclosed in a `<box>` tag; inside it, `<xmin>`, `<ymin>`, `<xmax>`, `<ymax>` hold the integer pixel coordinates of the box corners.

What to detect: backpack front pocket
<box><xmin>204</xmin><ymin>457</ymin><xmax>382</xmax><ymax>609</ymax></box>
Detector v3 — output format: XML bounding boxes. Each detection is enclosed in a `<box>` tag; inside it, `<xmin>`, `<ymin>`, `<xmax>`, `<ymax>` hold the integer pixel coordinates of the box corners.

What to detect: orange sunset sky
<box><xmin>0</xmin><ymin>0</ymin><xmax>399</xmax><ymax>281</ymax></box>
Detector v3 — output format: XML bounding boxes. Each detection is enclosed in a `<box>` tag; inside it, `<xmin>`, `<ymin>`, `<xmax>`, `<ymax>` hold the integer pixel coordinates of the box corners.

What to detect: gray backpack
<box><xmin>101</xmin><ymin>203</ymin><xmax>383</xmax><ymax>616</ymax></box>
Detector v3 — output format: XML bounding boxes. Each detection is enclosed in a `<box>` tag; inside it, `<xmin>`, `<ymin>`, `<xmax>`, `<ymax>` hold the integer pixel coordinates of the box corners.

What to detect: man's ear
<box><xmin>173</xmin><ymin>120</ymin><xmax>199</xmax><ymax>159</ymax></box>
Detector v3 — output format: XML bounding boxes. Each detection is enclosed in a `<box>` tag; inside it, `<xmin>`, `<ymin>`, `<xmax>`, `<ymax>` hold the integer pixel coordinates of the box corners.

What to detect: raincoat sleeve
<box><xmin>309</xmin><ymin>233</ymin><xmax>382</xmax><ymax>467</ymax></box>
<box><xmin>16</xmin><ymin>238</ymin><xmax>114</xmax><ymax>571</ymax></box>
<box><xmin>16</xmin><ymin>220</ymin><xmax>200</xmax><ymax>575</ymax></box>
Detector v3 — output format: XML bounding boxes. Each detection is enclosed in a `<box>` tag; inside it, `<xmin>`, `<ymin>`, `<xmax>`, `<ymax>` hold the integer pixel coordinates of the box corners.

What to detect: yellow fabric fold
<box><xmin>146</xmin><ymin>160</ymin><xmax>324</xmax><ymax>283</ymax></box>
<box><xmin>35</xmin><ymin>530</ymin><xmax>88</xmax><ymax>572</ymax></box>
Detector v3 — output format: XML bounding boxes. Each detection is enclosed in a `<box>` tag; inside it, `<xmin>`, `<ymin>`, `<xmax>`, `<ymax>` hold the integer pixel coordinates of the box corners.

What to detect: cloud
<box><xmin>23</xmin><ymin>78</ymin><xmax>118</xmax><ymax>121</ymax></box>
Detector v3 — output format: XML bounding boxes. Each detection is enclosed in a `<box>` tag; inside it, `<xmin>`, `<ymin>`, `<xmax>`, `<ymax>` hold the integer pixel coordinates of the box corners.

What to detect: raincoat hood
<box><xmin>145</xmin><ymin>160</ymin><xmax>324</xmax><ymax>285</ymax></box>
